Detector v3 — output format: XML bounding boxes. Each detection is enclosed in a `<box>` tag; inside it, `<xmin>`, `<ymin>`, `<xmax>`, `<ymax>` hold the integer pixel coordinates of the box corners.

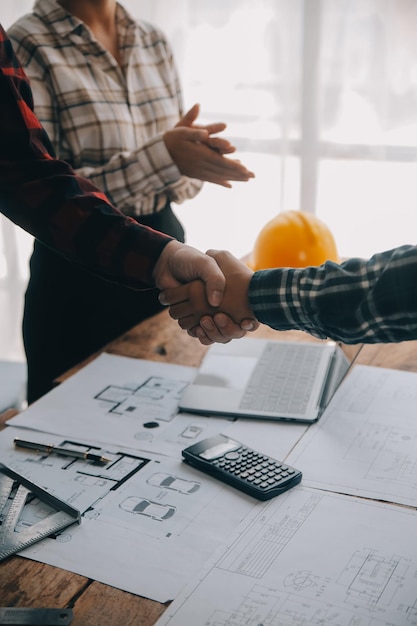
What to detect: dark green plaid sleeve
<box><xmin>248</xmin><ymin>245</ymin><xmax>417</xmax><ymax>343</ymax></box>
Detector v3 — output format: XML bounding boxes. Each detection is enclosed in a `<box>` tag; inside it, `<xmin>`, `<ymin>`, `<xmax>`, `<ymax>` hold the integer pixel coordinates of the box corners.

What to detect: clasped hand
<box><xmin>159</xmin><ymin>249</ymin><xmax>259</xmax><ymax>345</ymax></box>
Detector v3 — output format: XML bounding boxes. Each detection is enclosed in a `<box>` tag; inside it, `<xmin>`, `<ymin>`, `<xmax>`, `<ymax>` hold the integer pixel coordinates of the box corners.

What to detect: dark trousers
<box><xmin>23</xmin><ymin>205</ymin><xmax>185</xmax><ymax>404</ymax></box>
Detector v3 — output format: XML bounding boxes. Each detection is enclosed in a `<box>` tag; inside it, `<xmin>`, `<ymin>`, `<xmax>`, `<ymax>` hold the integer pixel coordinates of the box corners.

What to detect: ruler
<box><xmin>0</xmin><ymin>607</ymin><xmax>73</xmax><ymax>625</ymax></box>
<box><xmin>0</xmin><ymin>463</ymin><xmax>81</xmax><ymax>561</ymax></box>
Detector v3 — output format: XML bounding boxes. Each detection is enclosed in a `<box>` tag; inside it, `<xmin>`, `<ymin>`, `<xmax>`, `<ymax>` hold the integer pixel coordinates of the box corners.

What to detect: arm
<box><xmin>247</xmin><ymin>245</ymin><xmax>417</xmax><ymax>343</ymax></box>
<box><xmin>0</xmin><ymin>54</ymin><xmax>168</xmax><ymax>290</ymax></box>
<box><xmin>0</xmin><ymin>25</ymin><xmax>226</xmax><ymax>307</ymax></box>
<box><xmin>161</xmin><ymin>246</ymin><xmax>417</xmax><ymax>344</ymax></box>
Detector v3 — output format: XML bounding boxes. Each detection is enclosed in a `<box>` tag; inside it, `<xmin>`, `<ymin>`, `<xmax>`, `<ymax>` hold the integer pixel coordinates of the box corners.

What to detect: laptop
<box><xmin>179</xmin><ymin>338</ymin><xmax>362</xmax><ymax>423</ymax></box>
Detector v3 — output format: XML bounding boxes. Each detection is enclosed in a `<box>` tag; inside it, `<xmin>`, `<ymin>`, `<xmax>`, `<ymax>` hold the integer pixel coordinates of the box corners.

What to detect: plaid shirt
<box><xmin>0</xmin><ymin>23</ymin><xmax>171</xmax><ymax>289</ymax></box>
<box><xmin>249</xmin><ymin>245</ymin><xmax>417</xmax><ymax>343</ymax></box>
<box><xmin>8</xmin><ymin>0</ymin><xmax>202</xmax><ymax>217</ymax></box>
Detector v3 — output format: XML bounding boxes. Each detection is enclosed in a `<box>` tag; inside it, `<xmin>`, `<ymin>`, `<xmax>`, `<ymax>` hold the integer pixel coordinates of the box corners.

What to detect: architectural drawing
<box><xmin>345</xmin><ymin>423</ymin><xmax>417</xmax><ymax>486</ymax></box>
<box><xmin>94</xmin><ymin>376</ymin><xmax>189</xmax><ymax>422</ymax></box>
<box><xmin>204</xmin><ymin>580</ymin><xmax>417</xmax><ymax>626</ymax></box>
<box><xmin>157</xmin><ymin>488</ymin><xmax>417</xmax><ymax>626</ymax></box>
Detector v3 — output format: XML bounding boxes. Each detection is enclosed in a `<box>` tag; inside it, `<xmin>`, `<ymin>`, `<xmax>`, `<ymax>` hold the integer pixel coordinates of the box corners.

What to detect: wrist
<box><xmin>152</xmin><ymin>239</ymin><xmax>179</xmax><ymax>288</ymax></box>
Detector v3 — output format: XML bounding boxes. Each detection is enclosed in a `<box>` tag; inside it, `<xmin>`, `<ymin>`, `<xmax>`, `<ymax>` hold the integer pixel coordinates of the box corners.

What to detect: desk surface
<box><xmin>2</xmin><ymin>310</ymin><xmax>417</xmax><ymax>625</ymax></box>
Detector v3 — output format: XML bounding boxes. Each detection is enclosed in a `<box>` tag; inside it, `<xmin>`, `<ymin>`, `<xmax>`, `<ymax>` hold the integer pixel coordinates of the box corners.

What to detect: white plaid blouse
<box><xmin>8</xmin><ymin>0</ymin><xmax>202</xmax><ymax>217</ymax></box>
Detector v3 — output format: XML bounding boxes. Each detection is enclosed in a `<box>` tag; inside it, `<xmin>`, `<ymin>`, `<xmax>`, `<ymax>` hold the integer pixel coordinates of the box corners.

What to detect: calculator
<box><xmin>182</xmin><ymin>433</ymin><xmax>302</xmax><ymax>501</ymax></box>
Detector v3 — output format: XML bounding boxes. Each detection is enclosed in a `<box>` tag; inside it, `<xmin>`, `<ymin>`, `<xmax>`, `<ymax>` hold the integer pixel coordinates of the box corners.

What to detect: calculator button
<box><xmin>224</xmin><ymin>452</ymin><xmax>240</xmax><ymax>461</ymax></box>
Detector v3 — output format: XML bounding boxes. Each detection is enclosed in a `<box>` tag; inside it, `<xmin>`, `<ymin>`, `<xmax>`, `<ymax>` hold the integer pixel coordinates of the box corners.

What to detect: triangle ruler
<box><xmin>0</xmin><ymin>462</ymin><xmax>81</xmax><ymax>562</ymax></box>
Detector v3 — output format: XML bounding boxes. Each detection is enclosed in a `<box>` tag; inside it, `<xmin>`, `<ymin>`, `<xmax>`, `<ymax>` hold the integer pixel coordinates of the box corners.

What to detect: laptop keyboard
<box><xmin>239</xmin><ymin>343</ymin><xmax>323</xmax><ymax>415</ymax></box>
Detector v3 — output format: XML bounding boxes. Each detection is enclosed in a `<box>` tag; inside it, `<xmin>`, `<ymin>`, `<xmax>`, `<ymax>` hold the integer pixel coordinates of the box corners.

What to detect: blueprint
<box><xmin>287</xmin><ymin>365</ymin><xmax>417</xmax><ymax>507</ymax></box>
<box><xmin>0</xmin><ymin>425</ymin><xmax>256</xmax><ymax>602</ymax></box>
<box><xmin>0</xmin><ymin>353</ymin><xmax>306</xmax><ymax>602</ymax></box>
<box><xmin>5</xmin><ymin>356</ymin><xmax>417</xmax><ymax>607</ymax></box>
<box><xmin>7</xmin><ymin>353</ymin><xmax>196</xmax><ymax>449</ymax></box>
<box><xmin>157</xmin><ymin>486</ymin><xmax>417</xmax><ymax>626</ymax></box>
<box><xmin>7</xmin><ymin>353</ymin><xmax>307</xmax><ymax>460</ymax></box>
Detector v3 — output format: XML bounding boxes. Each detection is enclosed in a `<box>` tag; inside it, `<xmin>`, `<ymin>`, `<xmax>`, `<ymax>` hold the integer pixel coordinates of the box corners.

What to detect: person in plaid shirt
<box><xmin>0</xmin><ymin>22</ymin><xmax>253</xmax><ymax>398</ymax></box>
<box><xmin>8</xmin><ymin>0</ymin><xmax>255</xmax><ymax>402</ymax></box>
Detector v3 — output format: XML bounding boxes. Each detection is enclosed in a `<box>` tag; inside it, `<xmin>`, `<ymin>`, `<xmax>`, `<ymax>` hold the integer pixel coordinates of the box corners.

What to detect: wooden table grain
<box><xmin>2</xmin><ymin>309</ymin><xmax>417</xmax><ymax>625</ymax></box>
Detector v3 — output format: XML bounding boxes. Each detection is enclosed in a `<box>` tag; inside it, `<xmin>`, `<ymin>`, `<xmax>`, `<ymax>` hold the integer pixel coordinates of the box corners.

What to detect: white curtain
<box><xmin>2</xmin><ymin>0</ymin><xmax>417</xmax><ymax>359</ymax></box>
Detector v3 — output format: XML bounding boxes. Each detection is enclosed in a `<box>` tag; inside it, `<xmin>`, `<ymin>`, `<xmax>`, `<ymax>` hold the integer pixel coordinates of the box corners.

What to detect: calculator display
<box><xmin>200</xmin><ymin>441</ymin><xmax>238</xmax><ymax>460</ymax></box>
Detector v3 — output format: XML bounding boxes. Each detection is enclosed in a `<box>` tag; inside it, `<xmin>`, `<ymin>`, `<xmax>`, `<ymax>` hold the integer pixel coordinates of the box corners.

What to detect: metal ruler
<box><xmin>0</xmin><ymin>608</ymin><xmax>73</xmax><ymax>625</ymax></box>
<box><xmin>0</xmin><ymin>463</ymin><xmax>81</xmax><ymax>562</ymax></box>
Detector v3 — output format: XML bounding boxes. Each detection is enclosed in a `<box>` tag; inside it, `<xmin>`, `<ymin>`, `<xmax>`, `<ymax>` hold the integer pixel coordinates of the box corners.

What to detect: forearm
<box><xmin>0</xmin><ymin>156</ymin><xmax>172</xmax><ymax>289</ymax></box>
<box><xmin>249</xmin><ymin>245</ymin><xmax>417</xmax><ymax>343</ymax></box>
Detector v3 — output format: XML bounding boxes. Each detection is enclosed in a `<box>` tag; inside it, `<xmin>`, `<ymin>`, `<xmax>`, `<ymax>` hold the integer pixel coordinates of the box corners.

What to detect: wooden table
<box><xmin>2</xmin><ymin>309</ymin><xmax>417</xmax><ymax>625</ymax></box>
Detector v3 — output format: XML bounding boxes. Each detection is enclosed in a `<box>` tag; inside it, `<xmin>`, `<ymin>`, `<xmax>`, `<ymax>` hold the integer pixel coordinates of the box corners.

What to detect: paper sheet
<box><xmin>8</xmin><ymin>354</ymin><xmax>196</xmax><ymax>448</ymax></box>
<box><xmin>1</xmin><ymin>354</ymin><xmax>307</xmax><ymax>601</ymax></box>
<box><xmin>10</xmin><ymin>354</ymin><xmax>417</xmax><ymax>608</ymax></box>
<box><xmin>156</xmin><ymin>486</ymin><xmax>417</xmax><ymax>626</ymax></box>
<box><xmin>287</xmin><ymin>364</ymin><xmax>417</xmax><ymax>506</ymax></box>
<box><xmin>0</xmin><ymin>426</ymin><xmax>255</xmax><ymax>602</ymax></box>
<box><xmin>7</xmin><ymin>353</ymin><xmax>307</xmax><ymax>460</ymax></box>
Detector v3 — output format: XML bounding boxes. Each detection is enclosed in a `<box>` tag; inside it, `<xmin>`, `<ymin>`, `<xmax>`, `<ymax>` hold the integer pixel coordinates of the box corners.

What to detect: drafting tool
<box><xmin>0</xmin><ymin>463</ymin><xmax>81</xmax><ymax>562</ymax></box>
<box><xmin>0</xmin><ymin>607</ymin><xmax>73</xmax><ymax>625</ymax></box>
<box><xmin>13</xmin><ymin>438</ymin><xmax>111</xmax><ymax>463</ymax></box>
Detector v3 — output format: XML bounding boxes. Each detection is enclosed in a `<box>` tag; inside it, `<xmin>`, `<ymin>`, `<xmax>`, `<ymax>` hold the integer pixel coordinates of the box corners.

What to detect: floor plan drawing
<box><xmin>0</xmin><ymin>425</ymin><xmax>256</xmax><ymax>603</ymax></box>
<box><xmin>95</xmin><ymin>376</ymin><xmax>189</xmax><ymax>421</ymax></box>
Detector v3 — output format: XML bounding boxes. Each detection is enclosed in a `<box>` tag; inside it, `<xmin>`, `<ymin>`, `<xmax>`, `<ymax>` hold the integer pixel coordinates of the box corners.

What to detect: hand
<box><xmin>153</xmin><ymin>240</ymin><xmax>225</xmax><ymax>307</ymax></box>
<box><xmin>175</xmin><ymin>104</ymin><xmax>235</xmax><ymax>155</ymax></box>
<box><xmin>205</xmin><ymin>249</ymin><xmax>256</xmax><ymax>324</ymax></box>
<box><xmin>159</xmin><ymin>249</ymin><xmax>259</xmax><ymax>344</ymax></box>
<box><xmin>189</xmin><ymin>312</ymin><xmax>253</xmax><ymax>346</ymax></box>
<box><xmin>163</xmin><ymin>104</ymin><xmax>255</xmax><ymax>188</ymax></box>
<box><xmin>160</xmin><ymin>280</ymin><xmax>257</xmax><ymax>345</ymax></box>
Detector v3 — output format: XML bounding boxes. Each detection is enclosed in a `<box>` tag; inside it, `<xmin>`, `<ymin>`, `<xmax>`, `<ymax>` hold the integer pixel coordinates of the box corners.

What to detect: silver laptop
<box><xmin>179</xmin><ymin>338</ymin><xmax>362</xmax><ymax>423</ymax></box>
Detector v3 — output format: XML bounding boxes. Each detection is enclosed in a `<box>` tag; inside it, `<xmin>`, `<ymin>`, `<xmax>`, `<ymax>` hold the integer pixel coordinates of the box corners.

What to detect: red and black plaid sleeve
<box><xmin>0</xmin><ymin>24</ymin><xmax>172</xmax><ymax>289</ymax></box>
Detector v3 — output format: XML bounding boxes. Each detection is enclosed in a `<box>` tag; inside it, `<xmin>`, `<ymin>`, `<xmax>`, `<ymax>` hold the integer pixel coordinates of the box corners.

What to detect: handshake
<box><xmin>159</xmin><ymin>249</ymin><xmax>259</xmax><ymax>345</ymax></box>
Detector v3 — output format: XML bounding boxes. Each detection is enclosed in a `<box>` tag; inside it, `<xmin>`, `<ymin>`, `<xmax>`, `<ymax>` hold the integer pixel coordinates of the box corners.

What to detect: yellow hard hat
<box><xmin>249</xmin><ymin>210</ymin><xmax>339</xmax><ymax>270</ymax></box>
